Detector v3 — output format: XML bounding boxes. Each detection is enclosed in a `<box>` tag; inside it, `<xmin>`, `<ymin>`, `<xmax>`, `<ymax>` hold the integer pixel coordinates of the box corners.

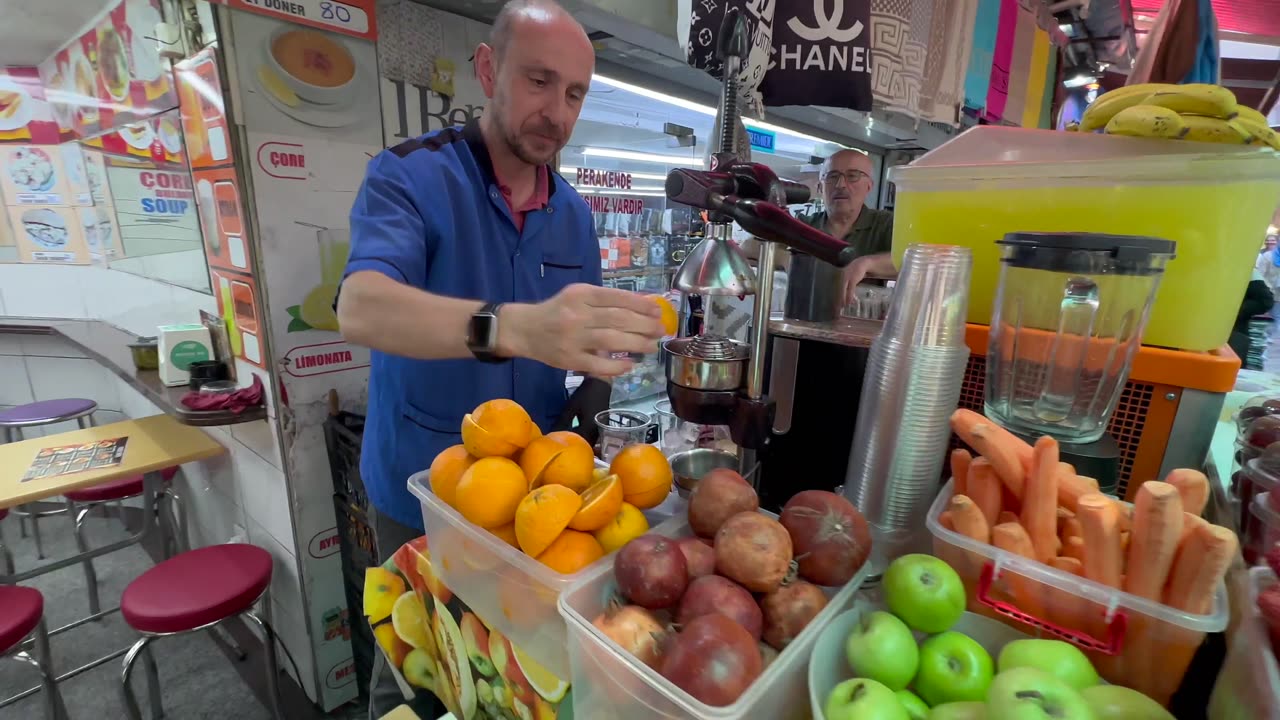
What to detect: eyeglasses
<box><xmin>823</xmin><ymin>170</ymin><xmax>871</xmax><ymax>186</ymax></box>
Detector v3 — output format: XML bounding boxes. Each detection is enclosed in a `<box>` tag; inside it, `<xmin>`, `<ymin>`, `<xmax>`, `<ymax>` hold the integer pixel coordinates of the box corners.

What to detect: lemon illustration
<box><xmin>391</xmin><ymin>591</ymin><xmax>435</xmax><ymax>653</ymax></box>
<box><xmin>257</xmin><ymin>65</ymin><xmax>300</xmax><ymax>107</ymax></box>
<box><xmin>300</xmin><ymin>283</ymin><xmax>340</xmax><ymax>331</ymax></box>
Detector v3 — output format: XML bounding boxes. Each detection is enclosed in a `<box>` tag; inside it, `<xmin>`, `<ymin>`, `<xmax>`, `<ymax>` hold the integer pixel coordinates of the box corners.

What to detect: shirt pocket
<box><xmin>401</xmin><ymin>400</ymin><xmax>462</xmax><ymax>438</ymax></box>
<box><xmin>539</xmin><ymin>252</ymin><xmax>585</xmax><ymax>297</ymax></box>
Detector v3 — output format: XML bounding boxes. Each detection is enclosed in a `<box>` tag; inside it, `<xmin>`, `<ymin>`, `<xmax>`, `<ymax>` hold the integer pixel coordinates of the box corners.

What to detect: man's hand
<box><xmin>841</xmin><ymin>252</ymin><xmax>897</xmax><ymax>307</ymax></box>
<box><xmin>500</xmin><ymin>284</ymin><xmax>666</xmax><ymax>377</ymax></box>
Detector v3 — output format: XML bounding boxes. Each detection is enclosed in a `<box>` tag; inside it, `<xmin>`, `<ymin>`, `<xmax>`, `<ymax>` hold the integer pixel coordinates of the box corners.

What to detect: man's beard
<box><xmin>500</xmin><ymin>116</ymin><xmax>559</xmax><ymax>166</ymax></box>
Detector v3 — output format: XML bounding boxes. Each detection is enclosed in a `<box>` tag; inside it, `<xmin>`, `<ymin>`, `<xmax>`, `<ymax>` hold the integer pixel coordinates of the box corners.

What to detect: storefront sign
<box><xmin>747</xmin><ymin>127</ymin><xmax>776</xmax><ymax>153</ymax></box>
<box><xmin>257</xmin><ymin>141</ymin><xmax>308</xmax><ymax>180</ymax></box>
<box><xmin>213</xmin><ymin>0</ymin><xmax>377</xmax><ymax>40</ymax></box>
<box><xmin>575</xmin><ymin>168</ymin><xmax>632</xmax><ymax>189</ymax></box>
<box><xmin>282</xmin><ymin>340</ymin><xmax>371</xmax><ymax>377</ymax></box>
<box><xmin>583</xmin><ymin>194</ymin><xmax>646</xmax><ymax>215</ymax></box>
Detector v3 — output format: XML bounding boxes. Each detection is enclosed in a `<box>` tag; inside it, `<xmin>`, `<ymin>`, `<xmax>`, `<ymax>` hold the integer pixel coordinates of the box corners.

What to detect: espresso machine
<box><xmin>661</xmin><ymin>10</ymin><xmax>855</xmax><ymax>484</ymax></box>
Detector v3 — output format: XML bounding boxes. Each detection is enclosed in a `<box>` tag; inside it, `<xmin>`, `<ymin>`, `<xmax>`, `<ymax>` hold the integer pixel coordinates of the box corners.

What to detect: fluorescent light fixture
<box><xmin>593</xmin><ymin>73</ymin><xmax>841</xmax><ymax>149</ymax></box>
<box><xmin>582</xmin><ymin>147</ymin><xmax>704</xmax><ymax>166</ymax></box>
<box><xmin>560</xmin><ymin>167</ymin><xmax>668</xmax><ymax>181</ymax></box>
<box><xmin>578</xmin><ymin>189</ymin><xmax>667</xmax><ymax>197</ymax></box>
<box><xmin>1059</xmin><ymin>23</ymin><xmax>1075</xmax><ymax>35</ymax></box>
<box><xmin>1063</xmin><ymin>72</ymin><xmax>1097</xmax><ymax>89</ymax></box>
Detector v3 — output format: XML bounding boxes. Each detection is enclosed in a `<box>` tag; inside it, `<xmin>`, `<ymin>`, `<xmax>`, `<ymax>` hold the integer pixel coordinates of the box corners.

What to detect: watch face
<box><xmin>470</xmin><ymin>311</ymin><xmax>498</xmax><ymax>350</ymax></box>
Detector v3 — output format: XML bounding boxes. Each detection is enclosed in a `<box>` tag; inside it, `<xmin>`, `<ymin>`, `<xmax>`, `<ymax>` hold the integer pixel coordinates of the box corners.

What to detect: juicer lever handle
<box><xmin>722</xmin><ymin>197</ymin><xmax>856</xmax><ymax>268</ymax></box>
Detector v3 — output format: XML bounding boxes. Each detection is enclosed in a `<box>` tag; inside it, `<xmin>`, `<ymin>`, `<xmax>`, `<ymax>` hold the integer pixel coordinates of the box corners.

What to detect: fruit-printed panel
<box><xmin>365</xmin><ymin>536</ymin><xmax>572</xmax><ymax>720</ymax></box>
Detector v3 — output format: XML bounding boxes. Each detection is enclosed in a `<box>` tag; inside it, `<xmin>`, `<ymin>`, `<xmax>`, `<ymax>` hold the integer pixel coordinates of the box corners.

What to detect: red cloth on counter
<box><xmin>180</xmin><ymin>375</ymin><xmax>265</xmax><ymax>414</ymax></box>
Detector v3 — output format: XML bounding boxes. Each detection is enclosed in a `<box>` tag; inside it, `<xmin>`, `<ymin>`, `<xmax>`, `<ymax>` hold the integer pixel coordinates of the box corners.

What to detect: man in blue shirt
<box><xmin>341</xmin><ymin>1</ymin><xmax>663</xmax><ymax>713</ymax></box>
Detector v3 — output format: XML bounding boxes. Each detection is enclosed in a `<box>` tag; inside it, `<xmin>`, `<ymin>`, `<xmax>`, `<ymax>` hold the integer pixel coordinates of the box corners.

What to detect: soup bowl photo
<box><xmin>264</xmin><ymin>26</ymin><xmax>357</xmax><ymax>106</ymax></box>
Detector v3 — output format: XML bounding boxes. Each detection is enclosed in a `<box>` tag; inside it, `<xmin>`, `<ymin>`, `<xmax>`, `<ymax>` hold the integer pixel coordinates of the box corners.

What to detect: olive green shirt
<box><xmin>797</xmin><ymin>206</ymin><xmax>895</xmax><ymax>258</ymax></box>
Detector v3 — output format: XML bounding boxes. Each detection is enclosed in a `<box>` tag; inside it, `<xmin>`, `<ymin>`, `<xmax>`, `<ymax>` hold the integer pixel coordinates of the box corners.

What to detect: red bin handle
<box><xmin>977</xmin><ymin>561</ymin><xmax>1128</xmax><ymax>656</ymax></box>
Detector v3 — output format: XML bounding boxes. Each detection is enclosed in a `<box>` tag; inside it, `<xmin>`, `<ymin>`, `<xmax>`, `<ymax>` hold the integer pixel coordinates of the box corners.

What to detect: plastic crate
<box><xmin>927</xmin><ymin>480</ymin><xmax>1228</xmax><ymax>705</ymax></box>
<box><xmin>408</xmin><ymin>470</ymin><xmax>684</xmax><ymax>680</ymax></box>
<box><xmin>324</xmin><ymin>411</ymin><xmax>368</xmax><ymax>510</ymax></box>
<box><xmin>808</xmin><ymin>602</ymin><xmax>1030</xmax><ymax>719</ymax></box>
<box><xmin>1208</xmin><ymin>567</ymin><xmax>1280</xmax><ymax>719</ymax></box>
<box><xmin>557</xmin><ymin>510</ymin><xmax>868</xmax><ymax>720</ymax></box>
<box><xmin>324</xmin><ymin>411</ymin><xmax>374</xmax><ymax>700</ymax></box>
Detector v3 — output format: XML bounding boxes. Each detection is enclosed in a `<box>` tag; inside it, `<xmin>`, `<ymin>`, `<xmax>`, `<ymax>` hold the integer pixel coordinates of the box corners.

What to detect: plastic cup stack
<box><xmin>842</xmin><ymin>244</ymin><xmax>973</xmax><ymax>572</ymax></box>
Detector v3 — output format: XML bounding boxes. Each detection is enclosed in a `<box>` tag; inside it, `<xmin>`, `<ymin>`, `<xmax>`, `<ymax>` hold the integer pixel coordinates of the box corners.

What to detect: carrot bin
<box><xmin>927</xmin><ymin>480</ymin><xmax>1227</xmax><ymax>705</ymax></box>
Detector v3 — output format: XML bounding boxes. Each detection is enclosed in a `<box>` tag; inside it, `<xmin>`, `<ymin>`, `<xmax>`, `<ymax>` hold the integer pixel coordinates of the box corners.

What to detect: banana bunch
<box><xmin>1077</xmin><ymin>82</ymin><xmax>1280</xmax><ymax>149</ymax></box>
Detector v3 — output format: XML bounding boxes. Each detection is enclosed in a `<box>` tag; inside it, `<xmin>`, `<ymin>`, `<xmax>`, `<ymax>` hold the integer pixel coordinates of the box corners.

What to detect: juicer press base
<box><xmin>664</xmin><ymin>381</ymin><xmax>777</xmax><ymax>452</ymax></box>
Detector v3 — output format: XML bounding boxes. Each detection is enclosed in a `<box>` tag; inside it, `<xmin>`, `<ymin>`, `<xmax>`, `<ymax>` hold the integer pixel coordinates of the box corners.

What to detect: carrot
<box><xmin>1058</xmin><ymin>474</ymin><xmax>1100</xmax><ymax>513</ymax></box>
<box><xmin>1061</xmin><ymin>518</ymin><xmax>1084</xmax><ymax>545</ymax></box>
<box><xmin>1063</xmin><ymin>536</ymin><xmax>1087</xmax><ymax>563</ymax></box>
<box><xmin>1120</xmin><ymin>530</ymin><xmax>1131</xmax><ymax>558</ymax></box>
<box><xmin>950</xmin><ymin>409</ymin><xmax>1033</xmax><ymax>498</ymax></box>
<box><xmin>1076</xmin><ymin>493</ymin><xmax>1123</xmax><ymax>589</ymax></box>
<box><xmin>949</xmin><ymin>494</ymin><xmax>991</xmax><ymax>544</ymax></box>
<box><xmin>1124</xmin><ymin>481</ymin><xmax>1185</xmax><ymax>602</ymax></box>
<box><xmin>939</xmin><ymin>510</ymin><xmax>956</xmax><ymax>532</ymax></box>
<box><xmin>1178</xmin><ymin>512</ymin><xmax>1208</xmax><ymax>546</ymax></box>
<box><xmin>1165</xmin><ymin>470</ymin><xmax>1209</xmax><ymax>516</ymax></box>
<box><xmin>1115</xmin><ymin>500</ymin><xmax>1133</xmax><ymax>533</ymax></box>
<box><xmin>969</xmin><ymin>460</ymin><xmax>1003</xmax><ymax>528</ymax></box>
<box><xmin>998</xmin><ymin>511</ymin><xmax>1019</xmax><ymax>526</ymax></box>
<box><xmin>1058</xmin><ymin>462</ymin><xmax>1077</xmax><ymax>477</ymax></box>
<box><xmin>951</xmin><ymin>448</ymin><xmax>973</xmax><ymax>497</ymax></box>
<box><xmin>1163</xmin><ymin>523</ymin><xmax>1238</xmax><ymax>614</ymax></box>
<box><xmin>1050</xmin><ymin>556</ymin><xmax>1084</xmax><ymax>576</ymax></box>
<box><xmin>1021</xmin><ymin>436</ymin><xmax>1060</xmax><ymax>563</ymax></box>
<box><xmin>1056</xmin><ymin>506</ymin><xmax>1075</xmax><ymax>531</ymax></box>
<box><xmin>991</xmin><ymin>522</ymin><xmax>1045</xmax><ymax>618</ymax></box>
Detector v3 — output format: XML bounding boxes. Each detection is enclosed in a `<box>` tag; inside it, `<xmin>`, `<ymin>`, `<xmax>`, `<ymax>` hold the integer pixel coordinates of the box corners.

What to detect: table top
<box><xmin>0</xmin><ymin>414</ymin><xmax>226</xmax><ymax>508</ymax></box>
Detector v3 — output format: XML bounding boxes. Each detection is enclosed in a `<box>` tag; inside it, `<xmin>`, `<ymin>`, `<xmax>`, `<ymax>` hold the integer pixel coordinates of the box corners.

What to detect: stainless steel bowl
<box><xmin>663</xmin><ymin>335</ymin><xmax>750</xmax><ymax>391</ymax></box>
<box><xmin>669</xmin><ymin>448</ymin><xmax>739</xmax><ymax>498</ymax></box>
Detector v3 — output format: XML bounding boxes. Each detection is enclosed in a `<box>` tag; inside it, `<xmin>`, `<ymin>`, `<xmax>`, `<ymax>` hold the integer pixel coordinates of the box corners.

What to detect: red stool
<box><xmin>119</xmin><ymin>543</ymin><xmax>283</xmax><ymax>720</ymax></box>
<box><xmin>0</xmin><ymin>586</ymin><xmax>68</xmax><ymax>720</ymax></box>
<box><xmin>65</xmin><ymin>467</ymin><xmax>185</xmax><ymax>616</ymax></box>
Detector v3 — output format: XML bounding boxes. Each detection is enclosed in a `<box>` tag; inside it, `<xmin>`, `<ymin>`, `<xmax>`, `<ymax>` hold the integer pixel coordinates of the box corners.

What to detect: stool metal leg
<box><xmin>244</xmin><ymin>598</ymin><xmax>284</xmax><ymax>720</ymax></box>
<box><xmin>120</xmin><ymin>637</ymin><xmax>164</xmax><ymax>720</ymax></box>
<box><xmin>0</xmin><ymin>517</ymin><xmax>12</xmax><ymax>577</ymax></box>
<box><xmin>72</xmin><ymin>507</ymin><xmax>101</xmax><ymax>616</ymax></box>
<box><xmin>24</xmin><ymin>617</ymin><xmax>69</xmax><ymax>720</ymax></box>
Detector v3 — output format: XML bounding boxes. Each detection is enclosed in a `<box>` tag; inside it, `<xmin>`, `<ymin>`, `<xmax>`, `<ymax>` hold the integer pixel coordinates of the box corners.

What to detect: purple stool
<box><xmin>0</xmin><ymin>399</ymin><xmax>99</xmax><ymax>559</ymax></box>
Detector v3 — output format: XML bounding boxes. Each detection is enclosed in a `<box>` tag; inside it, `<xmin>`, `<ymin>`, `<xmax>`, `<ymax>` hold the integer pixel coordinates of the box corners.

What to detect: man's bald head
<box><xmin>476</xmin><ymin>0</ymin><xmax>595</xmax><ymax>166</ymax></box>
<box><xmin>820</xmin><ymin>149</ymin><xmax>874</xmax><ymax>218</ymax></box>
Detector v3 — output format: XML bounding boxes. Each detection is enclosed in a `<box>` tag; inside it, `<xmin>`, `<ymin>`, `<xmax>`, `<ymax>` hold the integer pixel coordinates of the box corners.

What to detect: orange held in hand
<box><xmin>610</xmin><ymin>444</ymin><xmax>673</xmax><ymax>509</ymax></box>
<box><xmin>429</xmin><ymin>444</ymin><xmax>477</xmax><ymax>508</ymax></box>
<box><xmin>515</xmin><ymin>484</ymin><xmax>582</xmax><ymax>557</ymax></box>
<box><xmin>454</xmin><ymin>457</ymin><xmax>527</xmax><ymax>528</ymax></box>
<box><xmin>536</xmin><ymin>529</ymin><xmax>604</xmax><ymax>574</ymax></box>
<box><xmin>650</xmin><ymin>295</ymin><xmax>679</xmax><ymax>336</ymax></box>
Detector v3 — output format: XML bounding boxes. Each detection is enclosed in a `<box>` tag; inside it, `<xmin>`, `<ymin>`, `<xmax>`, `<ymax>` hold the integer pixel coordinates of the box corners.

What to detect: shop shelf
<box><xmin>808</xmin><ymin>602</ymin><xmax>1030</xmax><ymax>719</ymax></box>
<box><xmin>1208</xmin><ymin>566</ymin><xmax>1280</xmax><ymax>719</ymax></box>
<box><xmin>927</xmin><ymin>479</ymin><xmax>1228</xmax><ymax>706</ymax></box>
<box><xmin>408</xmin><ymin>471</ymin><xmax>682</xmax><ymax>680</ymax></box>
<box><xmin>557</xmin><ymin>510</ymin><xmax>868</xmax><ymax>720</ymax></box>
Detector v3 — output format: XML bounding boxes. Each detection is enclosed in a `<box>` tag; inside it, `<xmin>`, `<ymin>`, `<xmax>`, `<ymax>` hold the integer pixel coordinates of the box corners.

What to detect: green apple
<box><xmin>1081</xmin><ymin>685</ymin><xmax>1174</xmax><ymax>720</ymax></box>
<box><xmin>929</xmin><ymin>701</ymin><xmax>987</xmax><ymax>720</ymax></box>
<box><xmin>914</xmin><ymin>631</ymin><xmax>994</xmax><ymax>706</ymax></box>
<box><xmin>986</xmin><ymin>667</ymin><xmax>1095</xmax><ymax>720</ymax></box>
<box><xmin>826</xmin><ymin>678</ymin><xmax>911</xmax><ymax>720</ymax></box>
<box><xmin>846</xmin><ymin>610</ymin><xmax>920</xmax><ymax>690</ymax></box>
<box><xmin>883</xmin><ymin>554</ymin><xmax>966</xmax><ymax>633</ymax></box>
<box><xmin>997</xmin><ymin>640</ymin><xmax>1099</xmax><ymax>690</ymax></box>
<box><xmin>897</xmin><ymin>689</ymin><xmax>930</xmax><ymax>719</ymax></box>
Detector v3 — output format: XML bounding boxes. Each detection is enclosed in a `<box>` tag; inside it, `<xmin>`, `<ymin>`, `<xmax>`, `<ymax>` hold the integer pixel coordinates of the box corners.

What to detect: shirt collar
<box><xmin>462</xmin><ymin>118</ymin><xmax>556</xmax><ymax>203</ymax></box>
<box><xmin>498</xmin><ymin>165</ymin><xmax>550</xmax><ymax>213</ymax></box>
<box><xmin>804</xmin><ymin>207</ymin><xmax>874</xmax><ymax>241</ymax></box>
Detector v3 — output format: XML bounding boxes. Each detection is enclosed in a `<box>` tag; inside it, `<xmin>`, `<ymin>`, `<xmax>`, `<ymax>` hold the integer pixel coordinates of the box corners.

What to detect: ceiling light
<box><xmin>582</xmin><ymin>147</ymin><xmax>704</xmax><ymax>166</ymax></box>
<box><xmin>1063</xmin><ymin>72</ymin><xmax>1097</xmax><ymax>89</ymax></box>
<box><xmin>560</xmin><ymin>167</ymin><xmax>668</xmax><ymax>181</ymax></box>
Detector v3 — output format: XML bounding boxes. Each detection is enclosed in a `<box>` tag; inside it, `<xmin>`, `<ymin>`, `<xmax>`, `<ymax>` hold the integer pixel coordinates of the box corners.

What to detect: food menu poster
<box><xmin>0</xmin><ymin>67</ymin><xmax>63</xmax><ymax>144</ymax></box>
<box><xmin>79</xmin><ymin>113</ymin><xmax>188</xmax><ymax>165</ymax></box>
<box><xmin>0</xmin><ymin>145</ymin><xmax>73</xmax><ymax>205</ymax></box>
<box><xmin>7</xmin><ymin>204</ymin><xmax>91</xmax><ymax>265</ymax></box>
<box><xmin>21</xmin><ymin>437</ymin><xmax>128</xmax><ymax>482</ymax></box>
<box><xmin>210</xmin><ymin>0</ymin><xmax>378</xmax><ymax>40</ymax></box>
<box><xmin>36</xmin><ymin>0</ymin><xmax>177</xmax><ymax>140</ymax></box>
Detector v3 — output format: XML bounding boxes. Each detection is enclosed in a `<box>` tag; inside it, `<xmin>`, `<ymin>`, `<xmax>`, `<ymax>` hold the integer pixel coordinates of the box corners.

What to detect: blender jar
<box><xmin>985</xmin><ymin>232</ymin><xmax>1175</xmax><ymax>443</ymax></box>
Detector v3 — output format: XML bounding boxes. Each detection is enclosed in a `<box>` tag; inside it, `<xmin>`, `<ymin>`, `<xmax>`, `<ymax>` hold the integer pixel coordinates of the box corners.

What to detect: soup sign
<box><xmin>215</xmin><ymin>0</ymin><xmax>377</xmax><ymax>40</ymax></box>
<box><xmin>138</xmin><ymin>171</ymin><xmax>193</xmax><ymax>214</ymax></box>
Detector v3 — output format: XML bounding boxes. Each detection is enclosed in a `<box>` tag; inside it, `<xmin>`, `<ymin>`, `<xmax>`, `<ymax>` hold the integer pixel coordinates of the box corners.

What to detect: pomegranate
<box><xmin>1246</xmin><ymin>416</ymin><xmax>1280</xmax><ymax>450</ymax></box>
<box><xmin>715</xmin><ymin>512</ymin><xmax>793</xmax><ymax>593</ymax></box>
<box><xmin>676</xmin><ymin>575</ymin><xmax>763</xmax><ymax>641</ymax></box>
<box><xmin>779</xmin><ymin>490</ymin><xmax>872</xmax><ymax>586</ymax></box>
<box><xmin>659</xmin><ymin>613</ymin><xmax>762</xmax><ymax>706</ymax></box>
<box><xmin>761</xmin><ymin>580</ymin><xmax>829</xmax><ymax>650</ymax></box>
<box><xmin>676</xmin><ymin>537</ymin><xmax>716</xmax><ymax>580</ymax></box>
<box><xmin>615</xmin><ymin>536</ymin><xmax>688</xmax><ymax>609</ymax></box>
<box><xmin>702</xmin><ymin>467</ymin><xmax>748</xmax><ymax>485</ymax></box>
<box><xmin>688</xmin><ymin>473</ymin><xmax>758</xmax><ymax>538</ymax></box>
<box><xmin>591</xmin><ymin>603</ymin><xmax>668</xmax><ymax>668</ymax></box>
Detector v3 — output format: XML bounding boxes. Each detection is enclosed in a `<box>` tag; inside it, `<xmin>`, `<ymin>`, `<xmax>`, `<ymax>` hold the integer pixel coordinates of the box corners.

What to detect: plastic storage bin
<box><xmin>809</xmin><ymin>601</ymin><xmax>1030</xmax><ymax>719</ymax></box>
<box><xmin>927</xmin><ymin>480</ymin><xmax>1228</xmax><ymax>705</ymax></box>
<box><xmin>558</xmin><ymin>511</ymin><xmax>869</xmax><ymax>720</ymax></box>
<box><xmin>408</xmin><ymin>471</ymin><xmax>682</xmax><ymax>679</ymax></box>
<box><xmin>1246</xmin><ymin>492</ymin><xmax>1280</xmax><ymax>566</ymax></box>
<box><xmin>1238</xmin><ymin>458</ymin><xmax>1280</xmax><ymax>537</ymax></box>
<box><xmin>1208</xmin><ymin>567</ymin><xmax>1280</xmax><ymax>719</ymax></box>
<box><xmin>889</xmin><ymin>127</ymin><xmax>1280</xmax><ymax>351</ymax></box>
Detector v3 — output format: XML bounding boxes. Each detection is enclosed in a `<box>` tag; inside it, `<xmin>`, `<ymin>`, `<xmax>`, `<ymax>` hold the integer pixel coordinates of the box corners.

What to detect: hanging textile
<box><xmin>679</xmin><ymin>0</ymin><xmax>774</xmax><ymax>118</ymax></box>
<box><xmin>964</xmin><ymin>0</ymin><xmax>1002</xmax><ymax>115</ymax></box>
<box><xmin>1040</xmin><ymin>46</ymin><xmax>1058</xmax><ymax>128</ymax></box>
<box><xmin>1022</xmin><ymin>26</ymin><xmax>1051</xmax><ymax>128</ymax></box>
<box><xmin>868</xmin><ymin>0</ymin><xmax>977</xmax><ymax>124</ymax></box>
<box><xmin>1002</xmin><ymin>0</ymin><xmax>1037</xmax><ymax>124</ymax></box>
<box><xmin>1184</xmin><ymin>0</ymin><xmax>1220</xmax><ymax>84</ymax></box>
<box><xmin>1129</xmin><ymin>0</ymin><xmax>1199</xmax><ymax>85</ymax></box>
<box><xmin>984</xmin><ymin>0</ymin><xmax>1019</xmax><ymax>122</ymax></box>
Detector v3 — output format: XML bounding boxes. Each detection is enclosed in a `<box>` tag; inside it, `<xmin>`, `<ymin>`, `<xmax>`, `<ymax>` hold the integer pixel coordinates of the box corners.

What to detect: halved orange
<box><xmin>429</xmin><ymin>444</ymin><xmax>476</xmax><ymax>507</ymax></box>
<box><xmin>515</xmin><ymin>485</ymin><xmax>582</xmax><ymax>557</ymax></box>
<box><xmin>538</xmin><ymin>431</ymin><xmax>596</xmax><ymax>492</ymax></box>
<box><xmin>568</xmin><ymin>474</ymin><xmax>624</xmax><ymax>532</ymax></box>
<box><xmin>461</xmin><ymin>414</ymin><xmax>520</xmax><ymax>458</ymax></box>
<box><xmin>650</xmin><ymin>295</ymin><xmax>679</xmax><ymax>336</ymax></box>
<box><xmin>535</xmin><ymin>530</ymin><xmax>604</xmax><ymax>574</ymax></box>
<box><xmin>454</xmin><ymin>457</ymin><xmax>526</xmax><ymax>528</ymax></box>
<box><xmin>490</xmin><ymin>522</ymin><xmax>520</xmax><ymax>548</ymax></box>
<box><xmin>519</xmin><ymin>436</ymin><xmax>567</xmax><ymax>487</ymax></box>
<box><xmin>472</xmin><ymin>399</ymin><xmax>535</xmax><ymax>449</ymax></box>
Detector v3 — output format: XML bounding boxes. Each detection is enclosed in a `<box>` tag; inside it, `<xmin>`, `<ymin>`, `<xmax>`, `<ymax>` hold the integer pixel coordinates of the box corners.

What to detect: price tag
<box><xmin>227</xmin><ymin>0</ymin><xmax>375</xmax><ymax>39</ymax></box>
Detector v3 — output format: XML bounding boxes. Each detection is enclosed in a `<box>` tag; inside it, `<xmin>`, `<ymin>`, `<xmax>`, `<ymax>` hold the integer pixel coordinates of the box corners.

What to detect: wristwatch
<box><xmin>467</xmin><ymin>302</ymin><xmax>505</xmax><ymax>363</ymax></box>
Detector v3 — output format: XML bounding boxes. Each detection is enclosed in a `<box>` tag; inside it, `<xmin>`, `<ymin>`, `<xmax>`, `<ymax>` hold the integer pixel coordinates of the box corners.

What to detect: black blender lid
<box><xmin>998</xmin><ymin>232</ymin><xmax>1176</xmax><ymax>264</ymax></box>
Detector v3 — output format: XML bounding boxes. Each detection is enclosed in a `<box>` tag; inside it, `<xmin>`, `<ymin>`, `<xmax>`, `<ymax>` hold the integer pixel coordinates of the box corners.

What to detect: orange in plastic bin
<box><xmin>927</xmin><ymin>480</ymin><xmax>1227</xmax><ymax>706</ymax></box>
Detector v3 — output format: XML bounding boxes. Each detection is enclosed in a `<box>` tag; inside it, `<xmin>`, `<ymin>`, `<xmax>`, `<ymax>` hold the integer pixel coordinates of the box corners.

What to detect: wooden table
<box><xmin>0</xmin><ymin>414</ymin><xmax>225</xmax><ymax>583</ymax></box>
